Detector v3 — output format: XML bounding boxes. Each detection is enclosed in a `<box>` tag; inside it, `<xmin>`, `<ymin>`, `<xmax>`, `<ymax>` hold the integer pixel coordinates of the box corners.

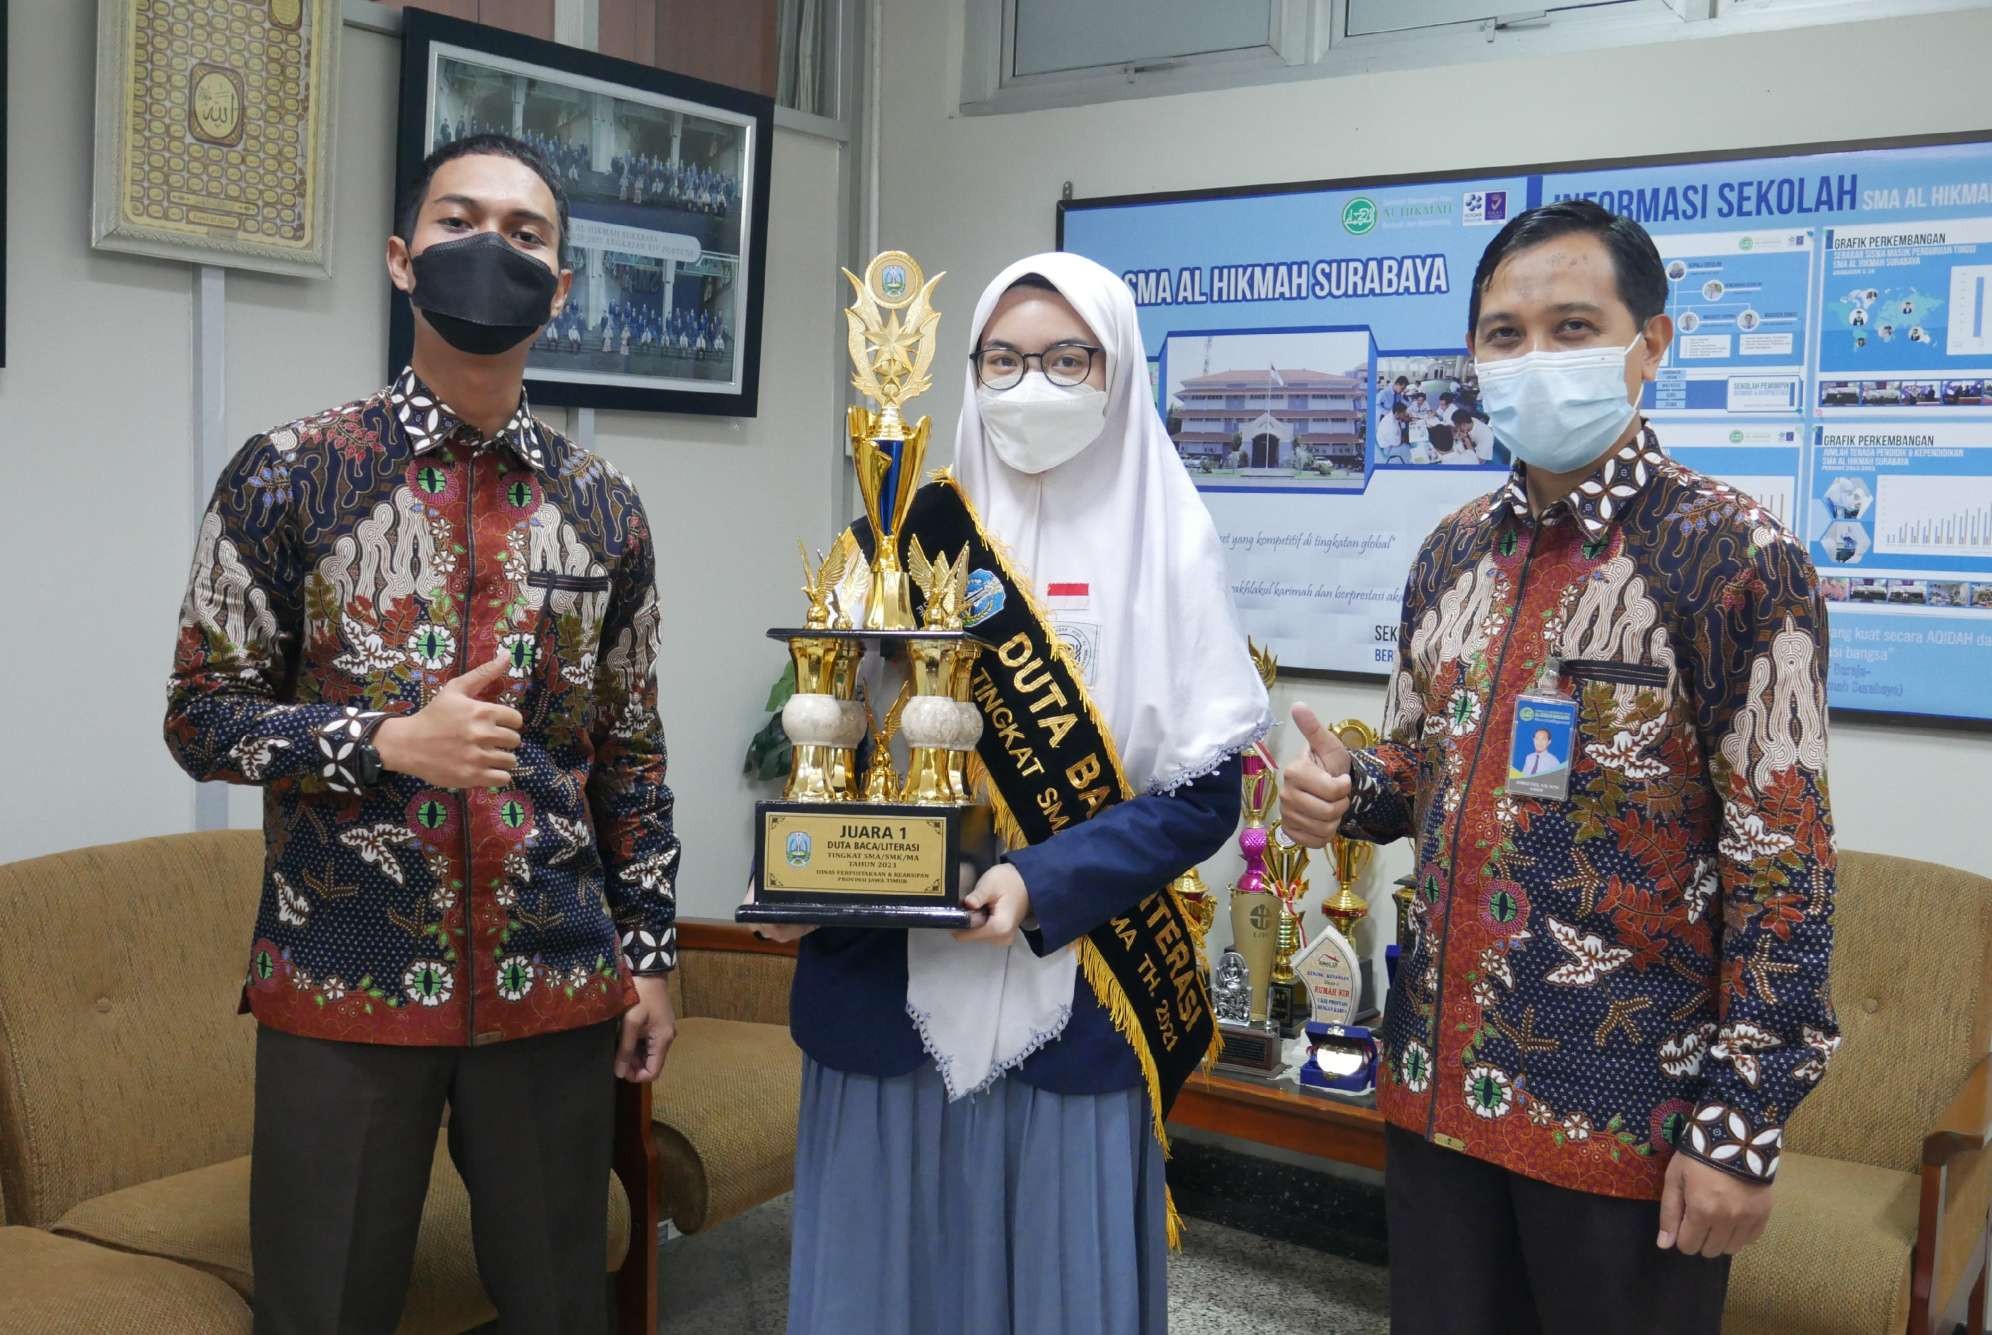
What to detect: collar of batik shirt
<box><xmin>1488</xmin><ymin>422</ymin><xmax>1668</xmax><ymax>544</ymax></box>
<box><xmin>387</xmin><ymin>365</ymin><xmax>555</xmax><ymax>475</ymax></box>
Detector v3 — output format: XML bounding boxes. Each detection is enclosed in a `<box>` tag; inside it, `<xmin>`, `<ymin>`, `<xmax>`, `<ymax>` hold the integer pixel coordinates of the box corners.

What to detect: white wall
<box><xmin>0</xmin><ymin>0</ymin><xmax>198</xmax><ymax>861</ymax></box>
<box><xmin>0</xmin><ymin>7</ymin><xmax>847</xmax><ymax>922</ymax></box>
<box><xmin>874</xmin><ymin>0</ymin><xmax>1992</xmax><ymax>966</ymax></box>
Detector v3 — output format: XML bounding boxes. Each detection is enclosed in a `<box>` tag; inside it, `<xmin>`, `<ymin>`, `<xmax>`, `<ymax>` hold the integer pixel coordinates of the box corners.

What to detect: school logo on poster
<box><xmin>1341</xmin><ymin>196</ymin><xmax>1378</xmax><ymax>235</ymax></box>
<box><xmin>1463</xmin><ymin>189</ymin><xmax>1509</xmax><ymax>226</ymax></box>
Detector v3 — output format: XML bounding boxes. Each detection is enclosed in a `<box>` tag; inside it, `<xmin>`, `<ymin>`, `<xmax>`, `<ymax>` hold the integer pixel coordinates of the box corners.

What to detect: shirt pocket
<box><xmin>1560</xmin><ymin>658</ymin><xmax>1667</xmax><ymax>689</ymax></box>
<box><xmin>521</xmin><ymin>569</ymin><xmax>615</xmax><ymax>728</ymax></box>
<box><xmin>1562</xmin><ymin>658</ymin><xmax>1675</xmax><ymax>782</ymax></box>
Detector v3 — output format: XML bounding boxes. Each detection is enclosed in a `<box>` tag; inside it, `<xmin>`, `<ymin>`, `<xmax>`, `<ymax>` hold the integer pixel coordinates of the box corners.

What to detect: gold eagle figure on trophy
<box><xmin>906</xmin><ymin>536</ymin><xmax>971</xmax><ymax>633</ymax></box>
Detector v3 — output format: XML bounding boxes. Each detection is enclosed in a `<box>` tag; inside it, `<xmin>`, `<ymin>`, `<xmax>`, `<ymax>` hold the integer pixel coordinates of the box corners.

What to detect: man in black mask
<box><xmin>164</xmin><ymin>134</ymin><xmax>681</xmax><ymax>1333</ymax></box>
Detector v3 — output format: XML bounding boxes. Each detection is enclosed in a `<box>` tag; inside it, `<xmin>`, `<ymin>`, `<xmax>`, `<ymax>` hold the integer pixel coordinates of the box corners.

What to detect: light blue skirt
<box><xmin>787</xmin><ymin>1058</ymin><xmax>1168</xmax><ymax>1335</ymax></box>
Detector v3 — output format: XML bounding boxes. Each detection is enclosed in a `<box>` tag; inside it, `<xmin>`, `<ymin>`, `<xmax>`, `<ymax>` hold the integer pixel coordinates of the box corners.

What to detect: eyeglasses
<box><xmin>971</xmin><ymin>341</ymin><xmax>1101</xmax><ymax>391</ymax></box>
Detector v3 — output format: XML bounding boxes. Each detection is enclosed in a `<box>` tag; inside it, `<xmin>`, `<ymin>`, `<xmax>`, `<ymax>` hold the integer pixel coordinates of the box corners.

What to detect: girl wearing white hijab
<box><xmin>772</xmin><ymin>253</ymin><xmax>1269</xmax><ymax>1335</ymax></box>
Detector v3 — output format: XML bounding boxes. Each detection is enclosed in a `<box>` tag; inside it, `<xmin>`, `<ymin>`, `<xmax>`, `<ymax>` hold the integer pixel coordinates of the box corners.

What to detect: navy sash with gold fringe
<box><xmin>852</xmin><ymin>476</ymin><xmax>1216</xmax><ymax>1120</ymax></box>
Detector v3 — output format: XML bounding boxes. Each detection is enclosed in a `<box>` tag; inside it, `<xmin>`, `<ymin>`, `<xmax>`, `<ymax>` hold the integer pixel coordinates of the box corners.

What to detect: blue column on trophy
<box><xmin>876</xmin><ymin>438</ymin><xmax>903</xmax><ymax>541</ymax></box>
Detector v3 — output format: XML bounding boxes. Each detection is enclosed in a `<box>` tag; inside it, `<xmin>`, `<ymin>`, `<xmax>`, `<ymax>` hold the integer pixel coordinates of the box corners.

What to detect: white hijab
<box><xmin>905</xmin><ymin>251</ymin><xmax>1271</xmax><ymax>1099</ymax></box>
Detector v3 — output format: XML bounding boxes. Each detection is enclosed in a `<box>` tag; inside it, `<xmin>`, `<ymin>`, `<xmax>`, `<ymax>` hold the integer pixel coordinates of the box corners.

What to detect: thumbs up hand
<box><xmin>1279</xmin><ymin>703</ymin><xmax>1354</xmax><ymax>849</ymax></box>
<box><xmin>373</xmin><ymin>653</ymin><xmax>525</xmax><ymax>790</ymax></box>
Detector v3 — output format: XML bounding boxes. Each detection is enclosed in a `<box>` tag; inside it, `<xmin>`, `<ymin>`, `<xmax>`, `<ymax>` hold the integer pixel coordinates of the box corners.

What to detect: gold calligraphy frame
<box><xmin>91</xmin><ymin>0</ymin><xmax>341</xmax><ymax>278</ymax></box>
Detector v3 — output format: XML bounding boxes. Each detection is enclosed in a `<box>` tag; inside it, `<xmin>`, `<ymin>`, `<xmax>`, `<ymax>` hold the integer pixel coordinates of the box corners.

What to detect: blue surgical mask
<box><xmin>1473</xmin><ymin>335</ymin><xmax>1645</xmax><ymax>474</ymax></box>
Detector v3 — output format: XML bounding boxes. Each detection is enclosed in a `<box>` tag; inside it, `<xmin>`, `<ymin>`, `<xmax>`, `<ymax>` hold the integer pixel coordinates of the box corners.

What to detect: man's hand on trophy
<box><xmin>954</xmin><ymin>862</ymin><xmax>1031</xmax><ymax>946</ymax></box>
<box><xmin>374</xmin><ymin>654</ymin><xmax>522</xmax><ymax>790</ymax></box>
<box><xmin>743</xmin><ymin>880</ymin><xmax>815</xmax><ymax>944</ymax></box>
<box><xmin>1280</xmin><ymin>703</ymin><xmax>1353</xmax><ymax>849</ymax></box>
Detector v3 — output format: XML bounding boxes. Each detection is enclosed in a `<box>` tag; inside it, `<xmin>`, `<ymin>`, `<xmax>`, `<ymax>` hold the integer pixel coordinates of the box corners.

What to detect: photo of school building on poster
<box><xmin>1160</xmin><ymin>329</ymin><xmax>1376</xmax><ymax>491</ymax></box>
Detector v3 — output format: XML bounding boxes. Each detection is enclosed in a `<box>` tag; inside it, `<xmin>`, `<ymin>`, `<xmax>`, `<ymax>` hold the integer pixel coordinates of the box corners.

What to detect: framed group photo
<box><xmin>392</xmin><ymin>9</ymin><xmax>774</xmax><ymax>417</ymax></box>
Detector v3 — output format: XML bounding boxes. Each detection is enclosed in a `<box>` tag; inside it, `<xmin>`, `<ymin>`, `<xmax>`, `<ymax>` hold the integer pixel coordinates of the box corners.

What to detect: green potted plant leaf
<box><xmin>742</xmin><ymin>659</ymin><xmax>795</xmax><ymax>783</ymax></box>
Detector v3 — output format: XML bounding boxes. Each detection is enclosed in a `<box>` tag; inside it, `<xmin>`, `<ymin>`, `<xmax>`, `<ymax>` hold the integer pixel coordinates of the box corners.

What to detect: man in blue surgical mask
<box><xmin>1277</xmin><ymin>201</ymin><xmax>1837</xmax><ymax>1335</ymax></box>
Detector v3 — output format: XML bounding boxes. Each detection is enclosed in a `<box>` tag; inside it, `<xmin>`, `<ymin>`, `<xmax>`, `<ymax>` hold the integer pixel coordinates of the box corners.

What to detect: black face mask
<box><xmin>408</xmin><ymin>231</ymin><xmax>559</xmax><ymax>356</ymax></box>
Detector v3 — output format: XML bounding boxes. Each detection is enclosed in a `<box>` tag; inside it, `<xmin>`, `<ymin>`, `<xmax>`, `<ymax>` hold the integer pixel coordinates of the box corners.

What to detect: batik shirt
<box><xmin>1349</xmin><ymin>428</ymin><xmax>1838</xmax><ymax>1199</ymax></box>
<box><xmin>165</xmin><ymin>368</ymin><xmax>679</xmax><ymax>1046</ymax></box>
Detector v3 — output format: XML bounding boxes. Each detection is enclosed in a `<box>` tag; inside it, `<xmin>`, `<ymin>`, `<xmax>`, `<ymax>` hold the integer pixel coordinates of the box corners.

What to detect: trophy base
<box><xmin>1213</xmin><ymin>1019</ymin><xmax>1285</xmax><ymax>1079</ymax></box>
<box><xmin>735</xmin><ymin>900</ymin><xmax>974</xmax><ymax>930</ymax></box>
<box><xmin>748</xmin><ymin>799</ymin><xmax>994</xmax><ymax>930</ymax></box>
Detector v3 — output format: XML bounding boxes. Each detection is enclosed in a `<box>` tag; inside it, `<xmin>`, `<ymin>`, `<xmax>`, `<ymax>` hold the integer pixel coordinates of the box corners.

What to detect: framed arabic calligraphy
<box><xmin>91</xmin><ymin>0</ymin><xmax>342</xmax><ymax>278</ymax></box>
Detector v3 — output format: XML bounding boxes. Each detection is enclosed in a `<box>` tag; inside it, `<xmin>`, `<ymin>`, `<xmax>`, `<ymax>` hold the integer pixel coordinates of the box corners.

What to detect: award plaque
<box><xmin>738</xmin><ymin>252</ymin><xmax>993</xmax><ymax>930</ymax></box>
<box><xmin>1215</xmin><ymin>1019</ymin><xmax>1285</xmax><ymax>1080</ymax></box>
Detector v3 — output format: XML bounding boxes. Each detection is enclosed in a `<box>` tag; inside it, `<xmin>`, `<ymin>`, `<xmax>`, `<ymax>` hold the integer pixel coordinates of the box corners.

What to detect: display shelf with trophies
<box><xmin>1214</xmin><ymin>642</ymin><xmax>1387</xmax><ymax>1092</ymax></box>
<box><xmin>739</xmin><ymin>252</ymin><xmax>994</xmax><ymax>930</ymax></box>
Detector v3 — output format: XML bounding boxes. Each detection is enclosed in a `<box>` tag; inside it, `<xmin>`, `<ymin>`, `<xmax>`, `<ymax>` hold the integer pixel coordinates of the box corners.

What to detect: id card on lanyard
<box><xmin>1505</xmin><ymin>662</ymin><xmax>1578</xmax><ymax>802</ymax></box>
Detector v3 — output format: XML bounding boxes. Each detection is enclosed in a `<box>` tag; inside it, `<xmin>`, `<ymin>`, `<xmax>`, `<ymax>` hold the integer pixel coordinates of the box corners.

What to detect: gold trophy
<box><xmin>1262</xmin><ymin>834</ymin><xmax>1312</xmax><ymax>1040</ymax></box>
<box><xmin>739</xmin><ymin>252</ymin><xmax>993</xmax><ymax>929</ymax></box>
<box><xmin>1321</xmin><ymin>719</ymin><xmax>1379</xmax><ymax>941</ymax></box>
<box><xmin>1175</xmin><ymin>867</ymin><xmax>1218</xmax><ymax>948</ymax></box>
<box><xmin>1229</xmin><ymin>756</ymin><xmax>1281</xmax><ymax>1026</ymax></box>
<box><xmin>1170</xmin><ymin>867</ymin><xmax>1220</xmax><ymax>1023</ymax></box>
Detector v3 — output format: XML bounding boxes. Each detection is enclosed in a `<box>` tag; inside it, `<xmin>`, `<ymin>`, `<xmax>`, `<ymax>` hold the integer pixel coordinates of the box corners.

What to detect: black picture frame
<box><xmin>1057</xmin><ymin>127</ymin><xmax>1992</xmax><ymax>733</ymax></box>
<box><xmin>392</xmin><ymin>8</ymin><xmax>773</xmax><ymax>417</ymax></box>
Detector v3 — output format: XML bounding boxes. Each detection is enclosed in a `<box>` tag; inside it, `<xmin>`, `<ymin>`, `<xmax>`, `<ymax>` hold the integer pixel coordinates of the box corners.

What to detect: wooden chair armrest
<box><xmin>613</xmin><ymin>1077</ymin><xmax>659</xmax><ymax>1335</ymax></box>
<box><xmin>679</xmin><ymin>917</ymin><xmax>800</xmax><ymax>959</ymax></box>
<box><xmin>1925</xmin><ymin>1052</ymin><xmax>1991</xmax><ymax>1167</ymax></box>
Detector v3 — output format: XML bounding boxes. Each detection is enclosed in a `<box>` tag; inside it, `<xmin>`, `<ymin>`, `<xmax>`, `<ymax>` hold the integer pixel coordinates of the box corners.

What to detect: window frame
<box><xmin>961</xmin><ymin>0</ymin><xmax>1315</xmax><ymax>110</ymax></box>
<box><xmin>1342</xmin><ymin>0</ymin><xmax>1641</xmax><ymax>39</ymax></box>
<box><xmin>959</xmin><ymin>0</ymin><xmax>1986</xmax><ymax>116</ymax></box>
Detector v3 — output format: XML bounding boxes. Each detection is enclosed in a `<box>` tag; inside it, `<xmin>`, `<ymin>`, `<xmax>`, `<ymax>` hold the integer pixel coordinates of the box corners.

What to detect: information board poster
<box><xmin>1060</xmin><ymin>133</ymin><xmax>1992</xmax><ymax>725</ymax></box>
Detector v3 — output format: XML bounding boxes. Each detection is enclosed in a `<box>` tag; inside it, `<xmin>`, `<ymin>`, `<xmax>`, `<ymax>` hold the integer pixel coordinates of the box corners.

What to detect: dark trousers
<box><xmin>1386</xmin><ymin>1125</ymin><xmax>1730</xmax><ymax>1335</ymax></box>
<box><xmin>251</xmin><ymin>1021</ymin><xmax>617</xmax><ymax>1335</ymax></box>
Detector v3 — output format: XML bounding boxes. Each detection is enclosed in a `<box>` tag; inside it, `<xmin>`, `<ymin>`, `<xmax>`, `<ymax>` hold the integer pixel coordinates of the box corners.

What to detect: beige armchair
<box><xmin>1723</xmin><ymin>850</ymin><xmax>1990</xmax><ymax>1335</ymax></box>
<box><xmin>0</xmin><ymin>831</ymin><xmax>652</xmax><ymax>1333</ymax></box>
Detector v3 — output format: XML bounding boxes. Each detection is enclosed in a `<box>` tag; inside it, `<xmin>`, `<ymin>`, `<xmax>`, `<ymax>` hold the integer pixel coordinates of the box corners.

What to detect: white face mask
<box><xmin>975</xmin><ymin>373</ymin><xmax>1108</xmax><ymax>475</ymax></box>
<box><xmin>1473</xmin><ymin>334</ymin><xmax>1646</xmax><ymax>474</ymax></box>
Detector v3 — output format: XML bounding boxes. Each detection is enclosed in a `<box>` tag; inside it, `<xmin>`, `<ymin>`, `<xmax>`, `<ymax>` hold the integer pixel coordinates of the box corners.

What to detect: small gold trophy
<box><xmin>1173</xmin><ymin>866</ymin><xmax>1218</xmax><ymax>989</ymax></box>
<box><xmin>1262</xmin><ymin>834</ymin><xmax>1312</xmax><ymax>1040</ymax></box>
<box><xmin>738</xmin><ymin>252</ymin><xmax>993</xmax><ymax>929</ymax></box>
<box><xmin>1321</xmin><ymin>719</ymin><xmax>1380</xmax><ymax>941</ymax></box>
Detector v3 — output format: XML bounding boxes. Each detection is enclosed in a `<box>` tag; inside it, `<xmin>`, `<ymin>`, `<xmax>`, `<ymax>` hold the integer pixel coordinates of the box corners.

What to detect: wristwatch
<box><xmin>314</xmin><ymin>708</ymin><xmax>390</xmax><ymax>794</ymax></box>
<box><xmin>355</xmin><ymin>716</ymin><xmax>389</xmax><ymax>786</ymax></box>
